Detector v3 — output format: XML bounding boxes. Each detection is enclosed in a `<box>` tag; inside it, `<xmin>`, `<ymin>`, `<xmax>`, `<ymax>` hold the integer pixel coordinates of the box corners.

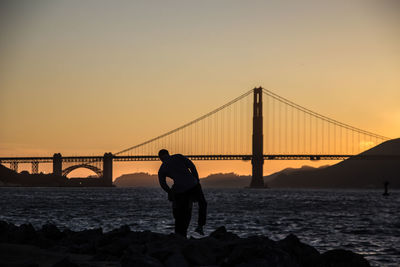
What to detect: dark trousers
<box><xmin>172</xmin><ymin>184</ymin><xmax>207</xmax><ymax>237</ymax></box>
<box><xmin>191</xmin><ymin>184</ymin><xmax>207</xmax><ymax>227</ymax></box>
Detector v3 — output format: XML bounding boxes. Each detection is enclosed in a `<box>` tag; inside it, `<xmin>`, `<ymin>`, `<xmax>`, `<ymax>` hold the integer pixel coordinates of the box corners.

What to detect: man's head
<box><xmin>158</xmin><ymin>149</ymin><xmax>170</xmax><ymax>162</ymax></box>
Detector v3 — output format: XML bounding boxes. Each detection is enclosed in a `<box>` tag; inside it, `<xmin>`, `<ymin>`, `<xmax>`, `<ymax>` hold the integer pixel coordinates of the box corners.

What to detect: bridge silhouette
<box><xmin>0</xmin><ymin>87</ymin><xmax>391</xmax><ymax>187</ymax></box>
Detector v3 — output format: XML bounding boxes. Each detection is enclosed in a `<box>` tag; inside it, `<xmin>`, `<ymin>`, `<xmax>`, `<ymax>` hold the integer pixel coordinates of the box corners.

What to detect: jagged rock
<box><xmin>97</xmin><ymin>237</ymin><xmax>132</xmax><ymax>257</ymax></box>
<box><xmin>0</xmin><ymin>222</ymin><xmax>372</xmax><ymax>267</ymax></box>
<box><xmin>164</xmin><ymin>252</ymin><xmax>189</xmax><ymax>267</ymax></box>
<box><xmin>145</xmin><ymin>240</ymin><xmax>179</xmax><ymax>262</ymax></box>
<box><xmin>321</xmin><ymin>249</ymin><xmax>371</xmax><ymax>267</ymax></box>
<box><xmin>278</xmin><ymin>233</ymin><xmax>321</xmax><ymax>266</ymax></box>
<box><xmin>182</xmin><ymin>239</ymin><xmax>218</xmax><ymax>265</ymax></box>
<box><xmin>121</xmin><ymin>254</ymin><xmax>164</xmax><ymax>267</ymax></box>
<box><xmin>52</xmin><ymin>257</ymin><xmax>79</xmax><ymax>267</ymax></box>
<box><xmin>107</xmin><ymin>225</ymin><xmax>131</xmax><ymax>238</ymax></box>
<box><xmin>223</xmin><ymin>238</ymin><xmax>296</xmax><ymax>267</ymax></box>
<box><xmin>64</xmin><ymin>227</ymin><xmax>102</xmax><ymax>246</ymax></box>
<box><xmin>209</xmin><ymin>226</ymin><xmax>239</xmax><ymax>241</ymax></box>
<box><xmin>0</xmin><ymin>221</ymin><xmax>11</xmax><ymax>242</ymax></box>
<box><xmin>12</xmin><ymin>223</ymin><xmax>38</xmax><ymax>244</ymax></box>
<box><xmin>41</xmin><ymin>223</ymin><xmax>64</xmax><ymax>241</ymax></box>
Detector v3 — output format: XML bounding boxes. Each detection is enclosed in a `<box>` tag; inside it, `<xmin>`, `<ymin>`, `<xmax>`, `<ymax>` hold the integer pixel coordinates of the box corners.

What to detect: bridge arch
<box><xmin>62</xmin><ymin>164</ymin><xmax>103</xmax><ymax>177</ymax></box>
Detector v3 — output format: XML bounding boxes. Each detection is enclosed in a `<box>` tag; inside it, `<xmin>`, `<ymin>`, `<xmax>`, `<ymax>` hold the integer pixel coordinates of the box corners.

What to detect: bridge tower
<box><xmin>250</xmin><ymin>87</ymin><xmax>264</xmax><ymax>187</ymax></box>
<box><xmin>103</xmin><ymin>152</ymin><xmax>113</xmax><ymax>186</ymax></box>
<box><xmin>10</xmin><ymin>162</ymin><xmax>18</xmax><ymax>173</ymax></box>
<box><xmin>53</xmin><ymin>153</ymin><xmax>62</xmax><ymax>176</ymax></box>
<box><xmin>31</xmin><ymin>161</ymin><xmax>39</xmax><ymax>174</ymax></box>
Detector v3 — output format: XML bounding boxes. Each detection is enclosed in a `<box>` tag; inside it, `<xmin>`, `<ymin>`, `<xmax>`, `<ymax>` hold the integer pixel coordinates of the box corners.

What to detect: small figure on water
<box><xmin>383</xmin><ymin>181</ymin><xmax>389</xmax><ymax>196</ymax></box>
<box><xmin>158</xmin><ymin>149</ymin><xmax>207</xmax><ymax>237</ymax></box>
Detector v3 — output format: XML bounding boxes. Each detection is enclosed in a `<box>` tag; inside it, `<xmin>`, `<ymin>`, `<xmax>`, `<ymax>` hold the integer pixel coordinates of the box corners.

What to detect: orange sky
<box><xmin>1</xmin><ymin>1</ymin><xmax>399</xmax><ymax>179</ymax></box>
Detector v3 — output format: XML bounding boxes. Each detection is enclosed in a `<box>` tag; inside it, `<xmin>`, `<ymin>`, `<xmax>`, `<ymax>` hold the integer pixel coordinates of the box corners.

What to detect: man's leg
<box><xmin>172</xmin><ymin>200</ymin><xmax>183</xmax><ymax>236</ymax></box>
<box><xmin>197</xmin><ymin>185</ymin><xmax>207</xmax><ymax>227</ymax></box>
<box><xmin>181</xmin><ymin>193</ymin><xmax>193</xmax><ymax>237</ymax></box>
<box><xmin>191</xmin><ymin>184</ymin><xmax>207</xmax><ymax>235</ymax></box>
<box><xmin>173</xmin><ymin>192</ymin><xmax>192</xmax><ymax>237</ymax></box>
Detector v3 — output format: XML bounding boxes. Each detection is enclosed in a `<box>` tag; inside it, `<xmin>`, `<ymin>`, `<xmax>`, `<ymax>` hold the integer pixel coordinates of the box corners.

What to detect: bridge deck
<box><xmin>0</xmin><ymin>154</ymin><xmax>399</xmax><ymax>164</ymax></box>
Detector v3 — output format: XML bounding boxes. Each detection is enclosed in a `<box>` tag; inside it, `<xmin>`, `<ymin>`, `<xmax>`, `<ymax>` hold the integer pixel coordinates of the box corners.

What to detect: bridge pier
<box><xmin>10</xmin><ymin>162</ymin><xmax>18</xmax><ymax>173</ymax></box>
<box><xmin>103</xmin><ymin>152</ymin><xmax>113</xmax><ymax>186</ymax></box>
<box><xmin>31</xmin><ymin>161</ymin><xmax>39</xmax><ymax>174</ymax></box>
<box><xmin>250</xmin><ymin>87</ymin><xmax>264</xmax><ymax>188</ymax></box>
<box><xmin>53</xmin><ymin>153</ymin><xmax>62</xmax><ymax>176</ymax></box>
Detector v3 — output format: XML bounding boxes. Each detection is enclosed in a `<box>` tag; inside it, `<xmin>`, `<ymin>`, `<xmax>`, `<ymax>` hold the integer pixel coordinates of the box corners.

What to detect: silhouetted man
<box><xmin>158</xmin><ymin>149</ymin><xmax>207</xmax><ymax>237</ymax></box>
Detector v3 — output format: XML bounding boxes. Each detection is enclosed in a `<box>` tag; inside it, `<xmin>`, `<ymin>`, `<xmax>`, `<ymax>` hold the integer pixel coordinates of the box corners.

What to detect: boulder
<box><xmin>278</xmin><ymin>233</ymin><xmax>321</xmax><ymax>266</ymax></box>
<box><xmin>121</xmin><ymin>254</ymin><xmax>164</xmax><ymax>267</ymax></box>
<box><xmin>52</xmin><ymin>257</ymin><xmax>79</xmax><ymax>267</ymax></box>
<box><xmin>0</xmin><ymin>222</ymin><xmax>373</xmax><ymax>267</ymax></box>
<box><xmin>182</xmin><ymin>239</ymin><xmax>218</xmax><ymax>265</ymax></box>
<box><xmin>209</xmin><ymin>226</ymin><xmax>239</xmax><ymax>241</ymax></box>
<box><xmin>164</xmin><ymin>252</ymin><xmax>189</xmax><ymax>267</ymax></box>
<box><xmin>41</xmin><ymin>224</ymin><xmax>64</xmax><ymax>241</ymax></box>
<box><xmin>320</xmin><ymin>249</ymin><xmax>371</xmax><ymax>267</ymax></box>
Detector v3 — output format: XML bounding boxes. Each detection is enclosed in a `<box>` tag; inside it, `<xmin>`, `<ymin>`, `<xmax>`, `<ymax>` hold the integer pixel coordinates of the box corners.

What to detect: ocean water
<box><xmin>0</xmin><ymin>187</ymin><xmax>398</xmax><ymax>266</ymax></box>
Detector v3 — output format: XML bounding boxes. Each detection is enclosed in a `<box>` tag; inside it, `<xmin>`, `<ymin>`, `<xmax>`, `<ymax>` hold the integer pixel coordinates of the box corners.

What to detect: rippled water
<box><xmin>0</xmin><ymin>187</ymin><xmax>399</xmax><ymax>266</ymax></box>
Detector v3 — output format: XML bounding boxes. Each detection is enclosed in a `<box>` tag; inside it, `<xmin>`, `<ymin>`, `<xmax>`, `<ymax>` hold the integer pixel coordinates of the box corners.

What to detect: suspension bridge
<box><xmin>0</xmin><ymin>87</ymin><xmax>391</xmax><ymax>187</ymax></box>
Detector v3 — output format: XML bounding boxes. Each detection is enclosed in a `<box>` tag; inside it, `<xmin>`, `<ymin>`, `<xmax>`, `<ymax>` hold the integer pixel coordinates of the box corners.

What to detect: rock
<box><xmin>209</xmin><ymin>226</ymin><xmax>239</xmax><ymax>241</ymax></box>
<box><xmin>223</xmin><ymin>236</ymin><xmax>298</xmax><ymax>267</ymax></box>
<box><xmin>235</xmin><ymin>258</ymin><xmax>278</xmax><ymax>267</ymax></box>
<box><xmin>121</xmin><ymin>254</ymin><xmax>164</xmax><ymax>267</ymax></box>
<box><xmin>97</xmin><ymin>237</ymin><xmax>131</xmax><ymax>257</ymax></box>
<box><xmin>0</xmin><ymin>222</ymin><xmax>373</xmax><ymax>267</ymax></box>
<box><xmin>52</xmin><ymin>257</ymin><xmax>79</xmax><ymax>267</ymax></box>
<box><xmin>182</xmin><ymin>239</ymin><xmax>218</xmax><ymax>265</ymax></box>
<box><xmin>278</xmin><ymin>233</ymin><xmax>321</xmax><ymax>266</ymax></box>
<box><xmin>68</xmin><ymin>242</ymin><xmax>96</xmax><ymax>254</ymax></box>
<box><xmin>13</xmin><ymin>223</ymin><xmax>38</xmax><ymax>244</ymax></box>
<box><xmin>164</xmin><ymin>252</ymin><xmax>189</xmax><ymax>267</ymax></box>
<box><xmin>64</xmin><ymin>228</ymin><xmax>103</xmax><ymax>246</ymax></box>
<box><xmin>145</xmin><ymin>242</ymin><xmax>177</xmax><ymax>262</ymax></box>
<box><xmin>0</xmin><ymin>221</ymin><xmax>11</xmax><ymax>242</ymax></box>
<box><xmin>41</xmin><ymin>224</ymin><xmax>64</xmax><ymax>241</ymax></box>
<box><xmin>321</xmin><ymin>249</ymin><xmax>371</xmax><ymax>267</ymax></box>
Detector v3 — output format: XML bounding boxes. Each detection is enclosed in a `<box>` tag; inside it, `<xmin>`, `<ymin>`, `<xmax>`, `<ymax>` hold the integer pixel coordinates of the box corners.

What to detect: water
<box><xmin>0</xmin><ymin>187</ymin><xmax>398</xmax><ymax>266</ymax></box>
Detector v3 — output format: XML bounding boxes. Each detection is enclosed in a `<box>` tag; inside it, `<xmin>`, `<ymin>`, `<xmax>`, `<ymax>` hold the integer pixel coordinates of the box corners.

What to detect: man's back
<box><xmin>158</xmin><ymin>154</ymin><xmax>198</xmax><ymax>193</ymax></box>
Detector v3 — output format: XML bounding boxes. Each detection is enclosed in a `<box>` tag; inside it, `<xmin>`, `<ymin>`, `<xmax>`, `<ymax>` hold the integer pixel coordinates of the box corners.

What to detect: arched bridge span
<box><xmin>62</xmin><ymin>164</ymin><xmax>103</xmax><ymax>177</ymax></box>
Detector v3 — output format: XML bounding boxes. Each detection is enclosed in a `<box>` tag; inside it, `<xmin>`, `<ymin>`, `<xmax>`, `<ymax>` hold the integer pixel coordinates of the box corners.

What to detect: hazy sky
<box><xmin>1</xmin><ymin>0</ymin><xmax>399</xmax><ymax>177</ymax></box>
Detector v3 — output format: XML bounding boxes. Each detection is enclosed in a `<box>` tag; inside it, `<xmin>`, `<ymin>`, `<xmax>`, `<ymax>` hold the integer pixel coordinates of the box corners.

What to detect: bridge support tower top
<box><xmin>53</xmin><ymin>153</ymin><xmax>62</xmax><ymax>176</ymax></box>
<box><xmin>103</xmin><ymin>152</ymin><xmax>113</xmax><ymax>186</ymax></box>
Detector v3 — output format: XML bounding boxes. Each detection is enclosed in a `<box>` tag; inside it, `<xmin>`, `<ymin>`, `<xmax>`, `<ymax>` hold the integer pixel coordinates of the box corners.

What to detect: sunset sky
<box><xmin>1</xmin><ymin>0</ymin><xmax>399</xmax><ymax>178</ymax></box>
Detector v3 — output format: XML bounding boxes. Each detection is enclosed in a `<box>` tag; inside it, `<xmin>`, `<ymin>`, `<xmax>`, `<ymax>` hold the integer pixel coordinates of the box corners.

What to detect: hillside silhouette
<box><xmin>114</xmin><ymin>172</ymin><xmax>275</xmax><ymax>188</ymax></box>
<box><xmin>0</xmin><ymin>164</ymin><xmax>68</xmax><ymax>186</ymax></box>
<box><xmin>113</xmin><ymin>172</ymin><xmax>159</xmax><ymax>187</ymax></box>
<box><xmin>0</xmin><ymin>164</ymin><xmax>111</xmax><ymax>187</ymax></box>
<box><xmin>269</xmin><ymin>138</ymin><xmax>400</xmax><ymax>188</ymax></box>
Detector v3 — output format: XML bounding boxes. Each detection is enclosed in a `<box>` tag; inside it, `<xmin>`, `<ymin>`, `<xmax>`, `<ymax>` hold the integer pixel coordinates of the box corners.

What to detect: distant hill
<box><xmin>269</xmin><ymin>138</ymin><xmax>400</xmax><ymax>188</ymax></box>
<box><xmin>201</xmin><ymin>173</ymin><xmax>250</xmax><ymax>188</ymax></box>
<box><xmin>114</xmin><ymin>172</ymin><xmax>278</xmax><ymax>188</ymax></box>
<box><xmin>113</xmin><ymin>172</ymin><xmax>251</xmax><ymax>188</ymax></box>
<box><xmin>114</xmin><ymin>172</ymin><xmax>159</xmax><ymax>187</ymax></box>
<box><xmin>0</xmin><ymin>164</ymin><xmax>18</xmax><ymax>185</ymax></box>
<box><xmin>0</xmin><ymin>164</ymin><xmax>68</xmax><ymax>186</ymax></box>
<box><xmin>0</xmin><ymin>164</ymin><xmax>111</xmax><ymax>187</ymax></box>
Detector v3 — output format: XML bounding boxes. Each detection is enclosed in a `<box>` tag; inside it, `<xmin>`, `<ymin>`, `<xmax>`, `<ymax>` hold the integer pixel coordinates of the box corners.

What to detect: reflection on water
<box><xmin>0</xmin><ymin>187</ymin><xmax>399</xmax><ymax>266</ymax></box>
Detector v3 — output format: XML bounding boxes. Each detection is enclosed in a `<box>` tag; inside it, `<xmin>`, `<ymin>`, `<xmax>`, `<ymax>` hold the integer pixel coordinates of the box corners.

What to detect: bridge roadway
<box><xmin>0</xmin><ymin>154</ymin><xmax>399</xmax><ymax>164</ymax></box>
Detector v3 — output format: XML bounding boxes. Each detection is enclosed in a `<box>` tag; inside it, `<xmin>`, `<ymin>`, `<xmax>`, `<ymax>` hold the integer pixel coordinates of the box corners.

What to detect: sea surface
<box><xmin>0</xmin><ymin>187</ymin><xmax>399</xmax><ymax>266</ymax></box>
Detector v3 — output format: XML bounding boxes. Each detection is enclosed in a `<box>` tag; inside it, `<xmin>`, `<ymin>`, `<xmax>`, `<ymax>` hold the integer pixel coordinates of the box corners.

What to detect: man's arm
<box><xmin>158</xmin><ymin>169</ymin><xmax>171</xmax><ymax>193</ymax></box>
<box><xmin>181</xmin><ymin>155</ymin><xmax>199</xmax><ymax>181</ymax></box>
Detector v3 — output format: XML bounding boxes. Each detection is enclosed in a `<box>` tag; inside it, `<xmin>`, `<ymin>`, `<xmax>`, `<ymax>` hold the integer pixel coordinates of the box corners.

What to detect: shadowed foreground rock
<box><xmin>0</xmin><ymin>221</ymin><xmax>370</xmax><ymax>267</ymax></box>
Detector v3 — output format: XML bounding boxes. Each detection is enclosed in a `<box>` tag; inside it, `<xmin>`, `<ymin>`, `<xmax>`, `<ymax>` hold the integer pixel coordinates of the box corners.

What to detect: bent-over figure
<box><xmin>158</xmin><ymin>149</ymin><xmax>207</xmax><ymax>237</ymax></box>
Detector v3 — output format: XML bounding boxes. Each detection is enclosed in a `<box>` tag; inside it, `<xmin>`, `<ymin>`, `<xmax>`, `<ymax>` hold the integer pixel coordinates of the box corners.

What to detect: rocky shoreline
<box><xmin>0</xmin><ymin>221</ymin><xmax>370</xmax><ymax>267</ymax></box>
